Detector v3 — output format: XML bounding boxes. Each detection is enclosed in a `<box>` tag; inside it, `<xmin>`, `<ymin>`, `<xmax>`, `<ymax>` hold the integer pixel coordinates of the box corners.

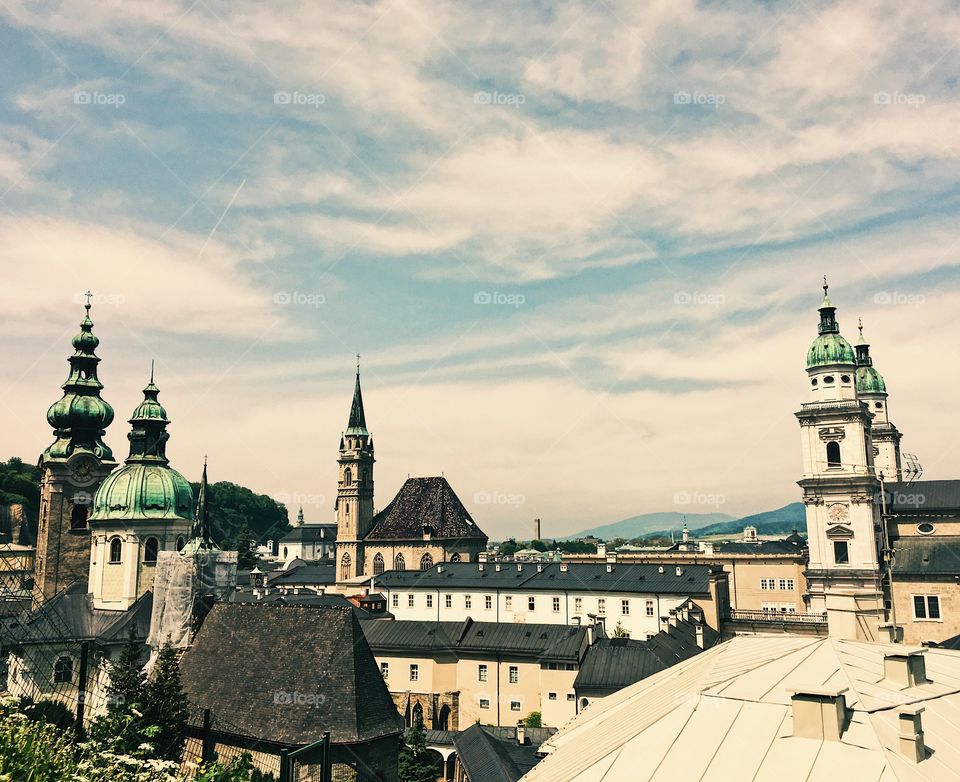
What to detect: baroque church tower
<box><xmin>796</xmin><ymin>281</ymin><xmax>883</xmax><ymax>641</ymax></box>
<box><xmin>855</xmin><ymin>320</ymin><xmax>902</xmax><ymax>480</ymax></box>
<box><xmin>335</xmin><ymin>364</ymin><xmax>375</xmax><ymax>581</ymax></box>
<box><xmin>34</xmin><ymin>298</ymin><xmax>117</xmax><ymax>605</ymax></box>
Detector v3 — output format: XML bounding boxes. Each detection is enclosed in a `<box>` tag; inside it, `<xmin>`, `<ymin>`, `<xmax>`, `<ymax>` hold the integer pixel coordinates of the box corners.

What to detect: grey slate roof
<box><xmin>886</xmin><ymin>480</ymin><xmax>960</xmax><ymax>515</ymax></box>
<box><xmin>267</xmin><ymin>562</ymin><xmax>337</xmax><ymax>586</ymax></box>
<box><xmin>280</xmin><ymin>524</ymin><xmax>337</xmax><ymax>543</ymax></box>
<box><xmin>891</xmin><ymin>536</ymin><xmax>960</xmax><ymax>575</ymax></box>
<box><xmin>228</xmin><ymin>588</ymin><xmax>381</xmax><ymax>618</ymax></box>
<box><xmin>715</xmin><ymin>540</ymin><xmax>805</xmax><ymax>555</ymax></box>
<box><xmin>452</xmin><ymin>723</ymin><xmax>549</xmax><ymax>782</ymax></box>
<box><xmin>365</xmin><ymin>477</ymin><xmax>487</xmax><ymax>542</ymax></box>
<box><xmin>360</xmin><ymin>617</ymin><xmax>586</xmax><ymax>661</ymax></box>
<box><xmin>180</xmin><ymin>602</ymin><xmax>403</xmax><ymax>746</ymax></box>
<box><xmin>375</xmin><ymin>561</ymin><xmax>713</xmax><ymax>596</ymax></box>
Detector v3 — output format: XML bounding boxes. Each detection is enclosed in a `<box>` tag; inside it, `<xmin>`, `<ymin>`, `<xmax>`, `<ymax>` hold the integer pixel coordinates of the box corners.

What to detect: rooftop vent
<box><xmin>884</xmin><ymin>650</ymin><xmax>928</xmax><ymax>688</ymax></box>
<box><xmin>437</xmin><ymin>565</ymin><xmax>444</xmax><ymax>574</ymax></box>
<box><xmin>517</xmin><ymin>564</ymin><xmax>523</xmax><ymax>572</ymax></box>
<box><xmin>495</xmin><ymin>564</ymin><xmax>502</xmax><ymax>572</ymax></box>
<box><xmin>478</xmin><ymin>564</ymin><xmax>485</xmax><ymax>572</ymax></box>
<box><xmin>606</xmin><ymin>564</ymin><xmax>613</xmax><ymax>573</ymax></box>
<box><xmin>898</xmin><ymin>705</ymin><xmax>926</xmax><ymax>763</ymax></box>
<box><xmin>789</xmin><ymin>687</ymin><xmax>848</xmax><ymax>742</ymax></box>
<box><xmin>676</xmin><ymin>566</ymin><xmax>683</xmax><ymax>576</ymax></box>
<box><xmin>658</xmin><ymin>565</ymin><xmax>664</xmax><ymax>574</ymax></box>
<box><xmin>560</xmin><ymin>564</ymin><xmax>569</xmax><ymax>572</ymax></box>
<box><xmin>537</xmin><ymin>564</ymin><xmax>543</xmax><ymax>572</ymax></box>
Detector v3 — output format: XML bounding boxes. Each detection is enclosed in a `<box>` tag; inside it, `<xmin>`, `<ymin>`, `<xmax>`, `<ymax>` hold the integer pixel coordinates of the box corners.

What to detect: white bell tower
<box><xmin>796</xmin><ymin>280</ymin><xmax>883</xmax><ymax>641</ymax></box>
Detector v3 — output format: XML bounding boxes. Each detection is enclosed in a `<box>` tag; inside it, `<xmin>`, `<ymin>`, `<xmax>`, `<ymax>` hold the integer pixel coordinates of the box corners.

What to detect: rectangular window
<box><xmin>509</xmin><ymin>666</ymin><xmax>519</xmax><ymax>684</ymax></box>
<box><xmin>505</xmin><ymin>596</ymin><xmax>513</xmax><ymax>610</ymax></box>
<box><xmin>408</xmin><ymin>594</ymin><xmax>415</xmax><ymax>607</ymax></box>
<box><xmin>787</xmin><ymin>579</ymin><xmax>795</xmax><ymax>590</ymax></box>
<box><xmin>528</xmin><ymin>597</ymin><xmax>536</xmax><ymax>611</ymax></box>
<box><xmin>597</xmin><ymin>598</ymin><xmax>606</xmax><ymax>614</ymax></box>
<box><xmin>510</xmin><ymin>701</ymin><xmax>521</xmax><ymax>711</ymax></box>
<box><xmin>426</xmin><ymin>594</ymin><xmax>433</xmax><ymax>608</ymax></box>
<box><xmin>485</xmin><ymin>595</ymin><xmax>493</xmax><ymax>610</ymax></box>
<box><xmin>409</xmin><ymin>664</ymin><xmax>419</xmax><ymax>682</ymax></box>
<box><xmin>392</xmin><ymin>594</ymin><xmax>398</xmax><ymax>608</ymax></box>
<box><xmin>914</xmin><ymin>595</ymin><xmax>942</xmax><ymax>621</ymax></box>
<box><xmin>645</xmin><ymin>599</ymin><xmax>654</xmax><ymax>617</ymax></box>
<box><xmin>465</xmin><ymin>595</ymin><xmax>472</xmax><ymax>609</ymax></box>
<box><xmin>445</xmin><ymin>594</ymin><xmax>452</xmax><ymax>609</ymax></box>
<box><xmin>552</xmin><ymin>597</ymin><xmax>561</xmax><ymax>612</ymax></box>
<box><xmin>574</xmin><ymin>597</ymin><xmax>582</xmax><ymax>613</ymax></box>
<box><xmin>833</xmin><ymin>541</ymin><xmax>849</xmax><ymax>565</ymax></box>
<box><xmin>380</xmin><ymin>662</ymin><xmax>389</xmax><ymax>679</ymax></box>
<box><xmin>621</xmin><ymin>599</ymin><xmax>630</xmax><ymax>615</ymax></box>
<box><xmin>478</xmin><ymin>664</ymin><xmax>488</xmax><ymax>682</ymax></box>
<box><xmin>566</xmin><ymin>693</ymin><xmax>575</xmax><ymax>701</ymax></box>
<box><xmin>548</xmin><ymin>692</ymin><xmax>557</xmax><ymax>701</ymax></box>
<box><xmin>760</xmin><ymin>579</ymin><xmax>770</xmax><ymax>590</ymax></box>
<box><xmin>479</xmin><ymin>698</ymin><xmax>490</xmax><ymax>709</ymax></box>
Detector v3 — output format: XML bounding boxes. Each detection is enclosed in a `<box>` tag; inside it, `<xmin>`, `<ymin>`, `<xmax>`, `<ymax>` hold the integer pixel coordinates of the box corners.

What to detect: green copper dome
<box><xmin>89</xmin><ymin>376</ymin><xmax>194</xmax><ymax>523</ymax></box>
<box><xmin>806</xmin><ymin>280</ymin><xmax>856</xmax><ymax>368</ymax></box>
<box><xmin>856</xmin><ymin>365</ymin><xmax>887</xmax><ymax>394</ymax></box>
<box><xmin>44</xmin><ymin>301</ymin><xmax>115</xmax><ymax>462</ymax></box>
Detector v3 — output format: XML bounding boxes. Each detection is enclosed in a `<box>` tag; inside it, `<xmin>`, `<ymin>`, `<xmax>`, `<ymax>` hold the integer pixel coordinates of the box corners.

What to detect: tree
<box><xmin>497</xmin><ymin>539</ymin><xmax>520</xmax><ymax>557</ymax></box>
<box><xmin>142</xmin><ymin>642</ymin><xmax>189</xmax><ymax>762</ymax></box>
<box><xmin>109</xmin><ymin>624</ymin><xmax>148</xmax><ymax>710</ymax></box>
<box><xmin>530</xmin><ymin>539</ymin><xmax>548</xmax><ymax>552</ymax></box>
<box><xmin>191</xmin><ymin>480</ymin><xmax>289</xmax><ymax>550</ymax></box>
<box><xmin>398</xmin><ymin>711</ymin><xmax>441</xmax><ymax>782</ymax></box>
<box><xmin>524</xmin><ymin>711</ymin><xmax>542</xmax><ymax>728</ymax></box>
<box><xmin>612</xmin><ymin>621</ymin><xmax>630</xmax><ymax>638</ymax></box>
<box><xmin>89</xmin><ymin>625</ymin><xmax>150</xmax><ymax>755</ymax></box>
<box><xmin>234</xmin><ymin>526</ymin><xmax>258</xmax><ymax>570</ymax></box>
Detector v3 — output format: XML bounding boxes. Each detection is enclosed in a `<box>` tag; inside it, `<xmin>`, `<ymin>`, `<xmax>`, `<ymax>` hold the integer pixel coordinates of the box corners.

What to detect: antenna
<box><xmin>902</xmin><ymin>453</ymin><xmax>923</xmax><ymax>486</ymax></box>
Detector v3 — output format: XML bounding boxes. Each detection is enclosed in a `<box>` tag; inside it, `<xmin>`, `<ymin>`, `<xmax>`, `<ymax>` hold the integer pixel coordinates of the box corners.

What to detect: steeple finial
<box><xmin>356</xmin><ymin>352</ymin><xmax>361</xmax><ymax>373</ymax></box>
<box><xmin>150</xmin><ymin>359</ymin><xmax>155</xmax><ymax>384</ymax></box>
<box><xmin>823</xmin><ymin>275</ymin><xmax>828</xmax><ymax>297</ymax></box>
<box><xmin>191</xmin><ymin>457</ymin><xmax>213</xmax><ymax>548</ymax></box>
<box><xmin>84</xmin><ymin>290</ymin><xmax>93</xmax><ymax>311</ymax></box>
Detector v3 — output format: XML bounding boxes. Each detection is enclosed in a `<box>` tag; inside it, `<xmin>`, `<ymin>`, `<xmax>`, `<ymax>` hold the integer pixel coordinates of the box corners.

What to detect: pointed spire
<box><xmin>346</xmin><ymin>360</ymin><xmax>369</xmax><ymax>436</ymax></box>
<box><xmin>193</xmin><ymin>456</ymin><xmax>212</xmax><ymax>545</ymax></box>
<box><xmin>855</xmin><ymin>317</ymin><xmax>873</xmax><ymax>366</ymax></box>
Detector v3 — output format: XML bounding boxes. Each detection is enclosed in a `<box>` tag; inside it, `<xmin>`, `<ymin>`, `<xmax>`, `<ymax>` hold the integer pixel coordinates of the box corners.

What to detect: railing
<box><xmin>725</xmin><ymin>609</ymin><xmax>827</xmax><ymax>625</ymax></box>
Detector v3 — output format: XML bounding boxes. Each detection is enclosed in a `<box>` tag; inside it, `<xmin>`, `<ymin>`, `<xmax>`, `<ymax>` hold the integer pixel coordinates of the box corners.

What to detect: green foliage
<box><xmin>529</xmin><ymin>539</ymin><xmax>548</xmax><ymax>552</ymax></box>
<box><xmin>612</xmin><ymin>622</ymin><xmax>630</xmax><ymax>638</ymax></box>
<box><xmin>17</xmin><ymin>697</ymin><xmax>75</xmax><ymax>731</ymax></box>
<box><xmin>110</xmin><ymin>625</ymin><xmax>149</xmax><ymax>710</ymax></box>
<box><xmin>553</xmin><ymin>540</ymin><xmax>596</xmax><ymax>554</ymax></box>
<box><xmin>524</xmin><ymin>711</ymin><xmax>542</xmax><ymax>728</ymax></box>
<box><xmin>398</xmin><ymin>713</ymin><xmax>441</xmax><ymax>782</ymax></box>
<box><xmin>497</xmin><ymin>539</ymin><xmax>519</xmax><ymax>556</ymax></box>
<box><xmin>189</xmin><ymin>481</ymin><xmax>289</xmax><ymax>550</ymax></box>
<box><xmin>0</xmin><ymin>457</ymin><xmax>41</xmax><ymax>542</ymax></box>
<box><xmin>234</xmin><ymin>527</ymin><xmax>258</xmax><ymax>570</ymax></box>
<box><xmin>192</xmin><ymin>752</ymin><xmax>273</xmax><ymax>782</ymax></box>
<box><xmin>142</xmin><ymin>643</ymin><xmax>189</xmax><ymax>762</ymax></box>
<box><xmin>90</xmin><ymin>625</ymin><xmax>151</xmax><ymax>757</ymax></box>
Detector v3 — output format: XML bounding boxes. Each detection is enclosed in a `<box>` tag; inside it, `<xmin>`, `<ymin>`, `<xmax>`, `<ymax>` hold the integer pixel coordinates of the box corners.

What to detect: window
<box><xmin>840</xmin><ymin>374</ymin><xmax>851</xmax><ymax>383</ymax></box>
<box><xmin>176</xmin><ymin>535</ymin><xmax>185</xmax><ymax>552</ymax></box>
<box><xmin>409</xmin><ymin>664</ymin><xmax>419</xmax><ymax>681</ymax></box>
<box><xmin>420</xmin><ymin>553</ymin><xmax>434</xmax><ymax>571</ymax></box>
<box><xmin>548</xmin><ymin>692</ymin><xmax>557</xmax><ymax>701</ymax></box>
<box><xmin>918</xmin><ymin>523</ymin><xmax>935</xmax><ymax>535</ymax></box>
<box><xmin>426</xmin><ymin>594</ymin><xmax>433</xmax><ymax>608</ymax></box>
<box><xmin>778</xmin><ymin>578</ymin><xmax>795</xmax><ymax>591</ymax></box>
<box><xmin>509</xmin><ymin>666</ymin><xmax>519</xmax><ymax>684</ymax></box>
<box><xmin>528</xmin><ymin>597</ymin><xmax>535</xmax><ymax>611</ymax></box>
<box><xmin>373</xmin><ymin>553</ymin><xmax>385</xmax><ymax>575</ymax></box>
<box><xmin>505</xmin><ymin>596</ymin><xmax>513</xmax><ymax>610</ymax></box>
<box><xmin>479</xmin><ymin>698</ymin><xmax>490</xmax><ymax>709</ymax></box>
<box><xmin>645</xmin><ymin>600</ymin><xmax>654</xmax><ymax>617</ymax></box>
<box><xmin>445</xmin><ymin>594</ymin><xmax>452</xmax><ymax>608</ymax></box>
<box><xmin>597</xmin><ymin>598</ymin><xmax>606</xmax><ymax>614</ymax></box>
<box><xmin>53</xmin><ymin>656</ymin><xmax>73</xmax><ymax>684</ymax></box>
<box><xmin>392</xmin><ymin>594</ymin><xmax>399</xmax><ymax>608</ymax></box>
<box><xmin>70</xmin><ymin>503</ymin><xmax>88</xmax><ymax>530</ymax></box>
<box><xmin>408</xmin><ymin>594</ymin><xmax>414</xmax><ymax>608</ymax></box>
<box><xmin>574</xmin><ymin>597</ymin><xmax>583</xmax><ymax>613</ymax></box>
<box><xmin>913</xmin><ymin>595</ymin><xmax>942</xmax><ymax>621</ymax></box>
<box><xmin>143</xmin><ymin>537</ymin><xmax>159</xmax><ymax>564</ymax></box>
<box><xmin>283</xmin><ymin>546</ymin><xmax>288</xmax><ymax>559</ymax></box>
<box><xmin>394</xmin><ymin>553</ymin><xmax>405</xmax><ymax>571</ymax></box>
<box><xmin>510</xmin><ymin>701</ymin><xmax>521</xmax><ymax>711</ymax></box>
<box><xmin>553</xmin><ymin>597</ymin><xmax>561</xmax><ymax>612</ymax></box>
<box><xmin>485</xmin><ymin>595</ymin><xmax>492</xmax><ymax>610</ymax></box>
<box><xmin>760</xmin><ymin>578</ymin><xmax>772</xmax><ymax>590</ymax></box>
<box><xmin>340</xmin><ymin>552</ymin><xmax>351</xmax><ymax>580</ymax></box>
<box><xmin>465</xmin><ymin>595</ymin><xmax>472</xmax><ymax>609</ymax></box>
<box><xmin>833</xmin><ymin>540</ymin><xmax>849</xmax><ymax>565</ymax></box>
<box><xmin>875</xmin><ymin>401</ymin><xmax>883</xmax><ymax>409</ymax></box>
<box><xmin>109</xmin><ymin>537</ymin><xmax>122</xmax><ymax>564</ymax></box>
<box><xmin>823</xmin><ymin>375</ymin><xmax>834</xmax><ymax>384</ymax></box>
<box><xmin>380</xmin><ymin>662</ymin><xmax>389</xmax><ymax>679</ymax></box>
<box><xmin>478</xmin><ymin>664</ymin><xmax>488</xmax><ymax>682</ymax></box>
<box><xmin>344</xmin><ymin>467</ymin><xmax>352</xmax><ymax>486</ymax></box>
<box><xmin>566</xmin><ymin>693</ymin><xmax>575</xmax><ymax>701</ymax></box>
<box><xmin>826</xmin><ymin>441</ymin><xmax>841</xmax><ymax>467</ymax></box>
<box><xmin>621</xmin><ymin>599</ymin><xmax>630</xmax><ymax>615</ymax></box>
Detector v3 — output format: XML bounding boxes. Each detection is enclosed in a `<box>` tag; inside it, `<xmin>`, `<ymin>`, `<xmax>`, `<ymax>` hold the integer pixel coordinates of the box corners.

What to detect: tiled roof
<box><xmin>180</xmin><ymin>603</ymin><xmax>403</xmax><ymax>746</ymax></box>
<box><xmin>267</xmin><ymin>562</ymin><xmax>337</xmax><ymax>586</ymax></box>
<box><xmin>891</xmin><ymin>536</ymin><xmax>960</xmax><ymax>575</ymax></box>
<box><xmin>525</xmin><ymin>636</ymin><xmax>960</xmax><ymax>782</ymax></box>
<box><xmin>364</xmin><ymin>477</ymin><xmax>487</xmax><ymax>542</ymax></box>
<box><xmin>280</xmin><ymin>524</ymin><xmax>337</xmax><ymax>543</ymax></box>
<box><xmin>887</xmin><ymin>480</ymin><xmax>960</xmax><ymax>515</ymax></box>
<box><xmin>453</xmin><ymin>724</ymin><xmax>548</xmax><ymax>782</ymax></box>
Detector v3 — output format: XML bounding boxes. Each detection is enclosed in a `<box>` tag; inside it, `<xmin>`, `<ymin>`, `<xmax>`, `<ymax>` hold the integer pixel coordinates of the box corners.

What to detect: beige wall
<box><xmin>891</xmin><ymin>577</ymin><xmax>960</xmax><ymax>645</ymax></box>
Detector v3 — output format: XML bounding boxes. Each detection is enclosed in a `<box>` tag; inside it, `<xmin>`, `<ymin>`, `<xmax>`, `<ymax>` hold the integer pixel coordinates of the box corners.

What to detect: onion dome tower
<box><xmin>88</xmin><ymin>369</ymin><xmax>193</xmax><ymax>610</ymax></box>
<box><xmin>855</xmin><ymin>319</ymin><xmax>902</xmax><ymax>479</ymax></box>
<box><xmin>34</xmin><ymin>296</ymin><xmax>118</xmax><ymax>605</ymax></box>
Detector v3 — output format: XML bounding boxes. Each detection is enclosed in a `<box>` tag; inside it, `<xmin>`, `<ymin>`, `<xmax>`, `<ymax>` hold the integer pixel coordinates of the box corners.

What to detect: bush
<box><xmin>524</xmin><ymin>711</ymin><xmax>542</xmax><ymax>728</ymax></box>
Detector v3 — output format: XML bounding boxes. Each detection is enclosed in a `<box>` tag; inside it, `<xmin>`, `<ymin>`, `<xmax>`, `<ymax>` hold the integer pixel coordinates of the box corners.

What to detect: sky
<box><xmin>1</xmin><ymin>0</ymin><xmax>959</xmax><ymax>541</ymax></box>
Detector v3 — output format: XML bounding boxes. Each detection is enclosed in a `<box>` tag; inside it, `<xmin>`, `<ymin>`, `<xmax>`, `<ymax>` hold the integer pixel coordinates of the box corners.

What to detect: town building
<box><xmin>278</xmin><ymin>507</ymin><xmax>336</xmax><ymax>562</ymax></box>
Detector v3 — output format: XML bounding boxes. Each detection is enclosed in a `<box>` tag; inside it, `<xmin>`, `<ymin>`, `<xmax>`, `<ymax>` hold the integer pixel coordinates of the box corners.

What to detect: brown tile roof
<box><xmin>364</xmin><ymin>476</ymin><xmax>487</xmax><ymax>542</ymax></box>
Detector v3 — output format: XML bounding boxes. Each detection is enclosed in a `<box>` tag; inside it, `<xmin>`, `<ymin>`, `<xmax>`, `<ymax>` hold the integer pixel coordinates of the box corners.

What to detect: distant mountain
<box><xmin>562</xmin><ymin>511</ymin><xmax>735</xmax><ymax>541</ymax></box>
<box><xmin>690</xmin><ymin>502</ymin><xmax>805</xmax><ymax>537</ymax></box>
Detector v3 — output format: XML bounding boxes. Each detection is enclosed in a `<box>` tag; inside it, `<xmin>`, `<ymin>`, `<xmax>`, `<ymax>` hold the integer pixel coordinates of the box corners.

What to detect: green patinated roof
<box><xmin>806</xmin><ymin>332</ymin><xmax>856</xmax><ymax>368</ymax></box>
<box><xmin>856</xmin><ymin>365</ymin><xmax>887</xmax><ymax>395</ymax></box>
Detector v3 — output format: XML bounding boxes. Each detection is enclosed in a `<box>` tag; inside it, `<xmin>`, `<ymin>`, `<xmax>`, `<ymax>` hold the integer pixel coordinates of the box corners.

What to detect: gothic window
<box><xmin>176</xmin><ymin>536</ymin><xmax>185</xmax><ymax>552</ymax></box>
<box><xmin>70</xmin><ymin>503</ymin><xmax>88</xmax><ymax>530</ymax></box>
<box><xmin>144</xmin><ymin>537</ymin><xmax>159</xmax><ymax>563</ymax></box>
<box><xmin>344</xmin><ymin>468</ymin><xmax>353</xmax><ymax>486</ymax></box>
<box><xmin>412</xmin><ymin>701</ymin><xmax>423</xmax><ymax>726</ymax></box>
<box><xmin>340</xmin><ymin>552</ymin><xmax>352</xmax><ymax>580</ymax></box>
<box><xmin>373</xmin><ymin>553</ymin><xmax>385</xmax><ymax>575</ymax></box>
<box><xmin>109</xmin><ymin>537</ymin><xmax>122</xmax><ymax>564</ymax></box>
<box><xmin>53</xmin><ymin>656</ymin><xmax>73</xmax><ymax>684</ymax></box>
<box><xmin>394</xmin><ymin>553</ymin><xmax>406</xmax><ymax>571</ymax></box>
<box><xmin>437</xmin><ymin>704</ymin><xmax>451</xmax><ymax>731</ymax></box>
<box><xmin>420</xmin><ymin>553</ymin><xmax>434</xmax><ymax>571</ymax></box>
<box><xmin>826</xmin><ymin>441</ymin><xmax>841</xmax><ymax>467</ymax></box>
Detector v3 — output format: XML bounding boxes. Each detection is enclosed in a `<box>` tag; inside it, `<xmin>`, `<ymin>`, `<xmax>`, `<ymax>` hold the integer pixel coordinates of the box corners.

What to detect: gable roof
<box><xmin>179</xmin><ymin>603</ymin><xmax>403</xmax><ymax>746</ymax></box>
<box><xmin>524</xmin><ymin>636</ymin><xmax>960</xmax><ymax>782</ymax></box>
<box><xmin>364</xmin><ymin>477</ymin><xmax>486</xmax><ymax>542</ymax></box>
<box><xmin>280</xmin><ymin>524</ymin><xmax>337</xmax><ymax>543</ymax></box>
<box><xmin>454</xmin><ymin>724</ymin><xmax>549</xmax><ymax>782</ymax></box>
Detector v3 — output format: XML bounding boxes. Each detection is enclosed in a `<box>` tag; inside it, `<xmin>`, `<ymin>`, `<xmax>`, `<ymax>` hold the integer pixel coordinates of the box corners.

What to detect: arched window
<box><xmin>412</xmin><ymin>702</ymin><xmax>424</xmax><ymax>728</ymax></box>
<box><xmin>109</xmin><ymin>537</ymin><xmax>123</xmax><ymax>564</ymax></box>
<box><xmin>361</xmin><ymin>469</ymin><xmax>369</xmax><ymax>485</ymax></box>
<box><xmin>344</xmin><ymin>468</ymin><xmax>353</xmax><ymax>486</ymax></box>
<box><xmin>373</xmin><ymin>553</ymin><xmax>385</xmax><ymax>575</ymax></box>
<box><xmin>340</xmin><ymin>552</ymin><xmax>352</xmax><ymax>581</ymax></box>
<box><xmin>176</xmin><ymin>535</ymin><xmax>185</xmax><ymax>552</ymax></box>
<box><xmin>394</xmin><ymin>553</ymin><xmax>406</xmax><ymax>571</ymax></box>
<box><xmin>826</xmin><ymin>441</ymin><xmax>841</xmax><ymax>467</ymax></box>
<box><xmin>70</xmin><ymin>503</ymin><xmax>88</xmax><ymax>531</ymax></box>
<box><xmin>54</xmin><ymin>656</ymin><xmax>73</xmax><ymax>684</ymax></box>
<box><xmin>420</xmin><ymin>553</ymin><xmax>434</xmax><ymax>571</ymax></box>
<box><xmin>144</xmin><ymin>537</ymin><xmax>159</xmax><ymax>563</ymax></box>
<box><xmin>450</xmin><ymin>553</ymin><xmax>462</xmax><ymax>563</ymax></box>
<box><xmin>437</xmin><ymin>704</ymin><xmax>451</xmax><ymax>731</ymax></box>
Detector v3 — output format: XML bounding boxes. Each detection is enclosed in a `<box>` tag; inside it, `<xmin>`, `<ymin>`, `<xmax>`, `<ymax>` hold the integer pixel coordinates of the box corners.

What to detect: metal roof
<box><xmin>887</xmin><ymin>480</ymin><xmax>960</xmax><ymax>515</ymax></box>
<box><xmin>523</xmin><ymin>635</ymin><xmax>960</xmax><ymax>782</ymax></box>
<box><xmin>279</xmin><ymin>524</ymin><xmax>337</xmax><ymax>543</ymax></box>
<box><xmin>891</xmin><ymin>536</ymin><xmax>960</xmax><ymax>575</ymax></box>
<box><xmin>453</xmin><ymin>724</ymin><xmax>547</xmax><ymax>782</ymax></box>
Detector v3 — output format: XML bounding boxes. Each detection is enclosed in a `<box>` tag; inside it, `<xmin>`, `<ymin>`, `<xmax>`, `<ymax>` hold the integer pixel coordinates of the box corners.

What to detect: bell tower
<box><xmin>335</xmin><ymin>360</ymin><xmax>375</xmax><ymax>581</ymax></box>
<box><xmin>796</xmin><ymin>280</ymin><xmax>883</xmax><ymax>641</ymax></box>
<box><xmin>855</xmin><ymin>320</ymin><xmax>902</xmax><ymax>480</ymax></box>
<box><xmin>34</xmin><ymin>295</ymin><xmax>117</xmax><ymax>605</ymax></box>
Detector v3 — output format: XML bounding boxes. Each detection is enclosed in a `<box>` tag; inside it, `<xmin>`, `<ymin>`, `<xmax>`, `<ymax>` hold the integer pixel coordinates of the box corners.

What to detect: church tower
<box><xmin>34</xmin><ymin>297</ymin><xmax>117</xmax><ymax>605</ymax></box>
<box><xmin>335</xmin><ymin>364</ymin><xmax>375</xmax><ymax>581</ymax></box>
<box><xmin>855</xmin><ymin>320</ymin><xmax>902</xmax><ymax>480</ymax></box>
<box><xmin>796</xmin><ymin>280</ymin><xmax>883</xmax><ymax>640</ymax></box>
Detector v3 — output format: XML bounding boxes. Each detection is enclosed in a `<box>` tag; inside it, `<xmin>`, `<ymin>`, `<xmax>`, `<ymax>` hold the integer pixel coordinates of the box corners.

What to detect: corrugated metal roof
<box><xmin>522</xmin><ymin>636</ymin><xmax>960</xmax><ymax>782</ymax></box>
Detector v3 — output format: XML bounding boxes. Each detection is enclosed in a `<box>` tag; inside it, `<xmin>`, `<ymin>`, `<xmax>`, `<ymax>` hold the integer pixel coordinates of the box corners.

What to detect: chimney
<box><xmin>536</xmin><ymin>564</ymin><xmax>543</xmax><ymax>572</ymax></box>
<box><xmin>668</xmin><ymin>608</ymin><xmax>678</xmax><ymax>628</ymax></box>
<box><xmin>884</xmin><ymin>651</ymin><xmax>928</xmax><ymax>688</ymax></box>
<box><xmin>606</xmin><ymin>563</ymin><xmax>613</xmax><ymax>573</ymax></box>
<box><xmin>597</xmin><ymin>543</ymin><xmax>607</xmax><ymax>557</ymax></box>
<box><xmin>478</xmin><ymin>563</ymin><xmax>485</xmax><ymax>572</ymax></box>
<box><xmin>479</xmin><ymin>552</ymin><xmax>489</xmax><ymax>563</ymax></box>
<box><xmin>517</xmin><ymin>564</ymin><xmax>523</xmax><ymax>572</ymax></box>
<box><xmin>789</xmin><ymin>687</ymin><xmax>847</xmax><ymax>741</ymax></box>
<box><xmin>675</xmin><ymin>566</ymin><xmax>683</xmax><ymax>576</ymax></box>
<box><xmin>516</xmin><ymin>720</ymin><xmax>526</xmax><ymax>745</ymax></box>
<box><xmin>658</xmin><ymin>565</ymin><xmax>664</xmax><ymax>574</ymax></box>
<box><xmin>560</xmin><ymin>563</ymin><xmax>569</xmax><ymax>572</ymax></box>
<box><xmin>898</xmin><ymin>705</ymin><xmax>926</xmax><ymax>763</ymax></box>
<box><xmin>495</xmin><ymin>564</ymin><xmax>502</xmax><ymax>572</ymax></box>
<box><xmin>695</xmin><ymin>624</ymin><xmax>704</xmax><ymax>649</ymax></box>
<box><xmin>533</xmin><ymin>518</ymin><xmax>541</xmax><ymax>542</ymax></box>
<box><xmin>437</xmin><ymin>564</ymin><xmax>444</xmax><ymax>574</ymax></box>
<box><xmin>606</xmin><ymin>553</ymin><xmax>617</xmax><ymax>564</ymax></box>
<box><xmin>660</xmin><ymin>615</ymin><xmax>670</xmax><ymax>634</ymax></box>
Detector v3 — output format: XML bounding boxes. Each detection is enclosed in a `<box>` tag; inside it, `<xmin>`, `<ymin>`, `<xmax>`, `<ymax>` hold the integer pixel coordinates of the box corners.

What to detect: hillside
<box><xmin>563</xmin><ymin>511</ymin><xmax>734</xmax><ymax>541</ymax></box>
<box><xmin>690</xmin><ymin>502</ymin><xmax>805</xmax><ymax>537</ymax></box>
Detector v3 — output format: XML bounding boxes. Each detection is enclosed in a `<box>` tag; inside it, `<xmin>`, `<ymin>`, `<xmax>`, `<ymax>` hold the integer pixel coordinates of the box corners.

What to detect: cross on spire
<box><xmin>84</xmin><ymin>290</ymin><xmax>93</xmax><ymax>310</ymax></box>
